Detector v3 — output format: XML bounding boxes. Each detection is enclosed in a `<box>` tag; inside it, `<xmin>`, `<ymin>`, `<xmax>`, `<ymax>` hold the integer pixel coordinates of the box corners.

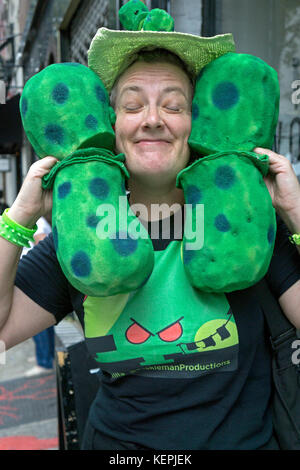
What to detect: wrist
<box><xmin>8</xmin><ymin>204</ymin><xmax>39</xmax><ymax>229</ymax></box>
<box><xmin>0</xmin><ymin>208</ymin><xmax>37</xmax><ymax>248</ymax></box>
<box><xmin>277</xmin><ymin>205</ymin><xmax>300</xmax><ymax>235</ymax></box>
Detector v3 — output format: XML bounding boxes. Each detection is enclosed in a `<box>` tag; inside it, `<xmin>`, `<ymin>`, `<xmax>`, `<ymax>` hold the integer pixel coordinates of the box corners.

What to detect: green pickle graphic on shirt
<box><xmin>83</xmin><ymin>242</ymin><xmax>239</xmax><ymax>378</ymax></box>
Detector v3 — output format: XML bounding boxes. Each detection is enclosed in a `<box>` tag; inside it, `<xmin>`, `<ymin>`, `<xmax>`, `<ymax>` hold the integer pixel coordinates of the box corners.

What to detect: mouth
<box><xmin>135</xmin><ymin>139</ymin><xmax>171</xmax><ymax>145</ymax></box>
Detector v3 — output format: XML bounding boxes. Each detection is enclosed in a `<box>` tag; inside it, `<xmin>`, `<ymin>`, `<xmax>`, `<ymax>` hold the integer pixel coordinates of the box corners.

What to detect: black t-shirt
<box><xmin>15</xmin><ymin>214</ymin><xmax>300</xmax><ymax>450</ymax></box>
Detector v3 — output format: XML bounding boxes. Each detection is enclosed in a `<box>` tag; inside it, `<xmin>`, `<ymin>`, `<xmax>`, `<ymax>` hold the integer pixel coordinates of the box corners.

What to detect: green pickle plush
<box><xmin>119</xmin><ymin>0</ymin><xmax>174</xmax><ymax>32</ymax></box>
<box><xmin>20</xmin><ymin>63</ymin><xmax>154</xmax><ymax>296</ymax></box>
<box><xmin>119</xmin><ymin>0</ymin><xmax>148</xmax><ymax>30</ymax></box>
<box><xmin>177</xmin><ymin>53</ymin><xmax>279</xmax><ymax>292</ymax></box>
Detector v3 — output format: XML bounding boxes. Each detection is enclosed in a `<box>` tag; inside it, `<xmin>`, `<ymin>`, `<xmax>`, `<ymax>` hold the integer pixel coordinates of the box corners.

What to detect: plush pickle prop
<box><xmin>20</xmin><ymin>63</ymin><xmax>154</xmax><ymax>296</ymax></box>
<box><xmin>119</xmin><ymin>0</ymin><xmax>174</xmax><ymax>32</ymax></box>
<box><xmin>177</xmin><ymin>53</ymin><xmax>279</xmax><ymax>292</ymax></box>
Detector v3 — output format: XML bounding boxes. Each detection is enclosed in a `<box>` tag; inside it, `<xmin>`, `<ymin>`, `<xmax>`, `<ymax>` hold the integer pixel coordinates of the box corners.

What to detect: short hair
<box><xmin>110</xmin><ymin>48</ymin><xmax>194</xmax><ymax>109</ymax></box>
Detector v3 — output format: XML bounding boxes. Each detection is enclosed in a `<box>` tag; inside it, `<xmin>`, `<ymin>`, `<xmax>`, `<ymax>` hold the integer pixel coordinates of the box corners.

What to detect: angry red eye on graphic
<box><xmin>157</xmin><ymin>317</ymin><xmax>184</xmax><ymax>342</ymax></box>
<box><xmin>126</xmin><ymin>319</ymin><xmax>154</xmax><ymax>344</ymax></box>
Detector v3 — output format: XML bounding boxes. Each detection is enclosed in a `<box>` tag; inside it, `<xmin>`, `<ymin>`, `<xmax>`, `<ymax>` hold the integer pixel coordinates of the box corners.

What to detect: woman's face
<box><xmin>114</xmin><ymin>61</ymin><xmax>192</xmax><ymax>189</ymax></box>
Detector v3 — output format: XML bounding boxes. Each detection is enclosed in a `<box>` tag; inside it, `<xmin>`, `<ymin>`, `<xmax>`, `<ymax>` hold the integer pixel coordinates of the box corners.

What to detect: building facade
<box><xmin>214</xmin><ymin>0</ymin><xmax>300</xmax><ymax>177</ymax></box>
<box><xmin>0</xmin><ymin>0</ymin><xmax>24</xmax><ymax>205</ymax></box>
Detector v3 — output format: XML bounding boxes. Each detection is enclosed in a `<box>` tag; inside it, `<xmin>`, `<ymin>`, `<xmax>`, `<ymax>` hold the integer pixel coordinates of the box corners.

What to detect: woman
<box><xmin>0</xmin><ymin>10</ymin><xmax>299</xmax><ymax>450</ymax></box>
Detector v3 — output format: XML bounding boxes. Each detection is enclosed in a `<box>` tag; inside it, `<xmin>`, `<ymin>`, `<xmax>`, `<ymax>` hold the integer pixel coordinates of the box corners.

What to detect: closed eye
<box><xmin>123</xmin><ymin>105</ymin><xmax>143</xmax><ymax>112</ymax></box>
<box><xmin>165</xmin><ymin>106</ymin><xmax>181</xmax><ymax>112</ymax></box>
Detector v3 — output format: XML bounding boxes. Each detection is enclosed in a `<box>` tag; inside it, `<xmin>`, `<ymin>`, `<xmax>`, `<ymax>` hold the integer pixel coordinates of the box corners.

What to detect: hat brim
<box><xmin>88</xmin><ymin>28</ymin><xmax>236</xmax><ymax>93</ymax></box>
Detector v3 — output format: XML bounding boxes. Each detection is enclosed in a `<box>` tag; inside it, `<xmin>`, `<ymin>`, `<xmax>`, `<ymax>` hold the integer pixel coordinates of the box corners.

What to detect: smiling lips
<box><xmin>135</xmin><ymin>138</ymin><xmax>171</xmax><ymax>144</ymax></box>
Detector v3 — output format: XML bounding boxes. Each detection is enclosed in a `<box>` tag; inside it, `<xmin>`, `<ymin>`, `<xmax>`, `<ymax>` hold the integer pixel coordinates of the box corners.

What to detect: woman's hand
<box><xmin>254</xmin><ymin>148</ymin><xmax>300</xmax><ymax>235</ymax></box>
<box><xmin>8</xmin><ymin>156</ymin><xmax>58</xmax><ymax>228</ymax></box>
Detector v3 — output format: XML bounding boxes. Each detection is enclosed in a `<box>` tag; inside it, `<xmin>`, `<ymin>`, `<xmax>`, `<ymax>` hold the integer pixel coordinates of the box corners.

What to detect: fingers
<box><xmin>254</xmin><ymin>147</ymin><xmax>285</xmax><ymax>162</ymax></box>
<box><xmin>28</xmin><ymin>156</ymin><xmax>59</xmax><ymax>178</ymax></box>
<box><xmin>254</xmin><ymin>147</ymin><xmax>294</xmax><ymax>174</ymax></box>
<box><xmin>33</xmin><ymin>156</ymin><xmax>58</xmax><ymax>169</ymax></box>
<box><xmin>39</xmin><ymin>156</ymin><xmax>59</xmax><ymax>168</ymax></box>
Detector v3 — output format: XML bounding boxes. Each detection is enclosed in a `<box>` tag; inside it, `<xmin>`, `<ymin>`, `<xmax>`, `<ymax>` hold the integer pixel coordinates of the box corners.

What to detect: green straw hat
<box><xmin>88</xmin><ymin>0</ymin><xmax>236</xmax><ymax>93</ymax></box>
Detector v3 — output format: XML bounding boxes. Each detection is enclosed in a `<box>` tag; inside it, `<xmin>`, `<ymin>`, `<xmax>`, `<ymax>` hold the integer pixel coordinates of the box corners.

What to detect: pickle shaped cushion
<box><xmin>188</xmin><ymin>52</ymin><xmax>280</xmax><ymax>155</ymax></box>
<box><xmin>44</xmin><ymin>150</ymin><xmax>154</xmax><ymax>296</ymax></box>
<box><xmin>177</xmin><ymin>151</ymin><xmax>276</xmax><ymax>292</ymax></box>
<box><xmin>119</xmin><ymin>0</ymin><xmax>149</xmax><ymax>30</ymax></box>
<box><xmin>20</xmin><ymin>63</ymin><xmax>154</xmax><ymax>296</ymax></box>
<box><xmin>141</xmin><ymin>9</ymin><xmax>174</xmax><ymax>32</ymax></box>
<box><xmin>20</xmin><ymin>63</ymin><xmax>115</xmax><ymax>159</ymax></box>
<box><xmin>178</xmin><ymin>53</ymin><xmax>279</xmax><ymax>292</ymax></box>
<box><xmin>119</xmin><ymin>0</ymin><xmax>174</xmax><ymax>32</ymax></box>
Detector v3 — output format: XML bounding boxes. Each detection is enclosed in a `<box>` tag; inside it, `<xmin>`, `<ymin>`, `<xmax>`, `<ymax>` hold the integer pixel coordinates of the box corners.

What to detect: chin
<box><xmin>140</xmin><ymin>163</ymin><xmax>174</xmax><ymax>177</ymax></box>
<box><xmin>138</xmin><ymin>167</ymin><xmax>177</xmax><ymax>186</ymax></box>
<box><xmin>127</xmin><ymin>158</ymin><xmax>168</xmax><ymax>175</ymax></box>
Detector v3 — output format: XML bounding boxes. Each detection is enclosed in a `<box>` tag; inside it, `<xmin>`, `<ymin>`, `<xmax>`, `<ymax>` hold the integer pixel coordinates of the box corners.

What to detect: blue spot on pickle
<box><xmin>186</xmin><ymin>185</ymin><xmax>202</xmax><ymax>208</ymax></box>
<box><xmin>95</xmin><ymin>85</ymin><xmax>106</xmax><ymax>103</ymax></box>
<box><xmin>52</xmin><ymin>83</ymin><xmax>69</xmax><ymax>104</ymax></box>
<box><xmin>111</xmin><ymin>232</ymin><xmax>138</xmax><ymax>257</ymax></box>
<box><xmin>21</xmin><ymin>98</ymin><xmax>28</xmax><ymax>117</ymax></box>
<box><xmin>85</xmin><ymin>114</ymin><xmax>98</xmax><ymax>130</ymax></box>
<box><xmin>89</xmin><ymin>178</ymin><xmax>109</xmax><ymax>199</ymax></box>
<box><xmin>58</xmin><ymin>181</ymin><xmax>71</xmax><ymax>199</ymax></box>
<box><xmin>267</xmin><ymin>225</ymin><xmax>275</xmax><ymax>244</ymax></box>
<box><xmin>192</xmin><ymin>103</ymin><xmax>199</xmax><ymax>120</ymax></box>
<box><xmin>52</xmin><ymin>226</ymin><xmax>58</xmax><ymax>251</ymax></box>
<box><xmin>86</xmin><ymin>214</ymin><xmax>100</xmax><ymax>228</ymax></box>
<box><xmin>212</xmin><ymin>81</ymin><xmax>239</xmax><ymax>110</ymax></box>
<box><xmin>214</xmin><ymin>214</ymin><xmax>231</xmax><ymax>232</ymax></box>
<box><xmin>71</xmin><ymin>251</ymin><xmax>91</xmax><ymax>277</ymax></box>
<box><xmin>183</xmin><ymin>245</ymin><xmax>195</xmax><ymax>265</ymax></box>
<box><xmin>215</xmin><ymin>165</ymin><xmax>235</xmax><ymax>190</ymax></box>
<box><xmin>45</xmin><ymin>124</ymin><xmax>64</xmax><ymax>145</ymax></box>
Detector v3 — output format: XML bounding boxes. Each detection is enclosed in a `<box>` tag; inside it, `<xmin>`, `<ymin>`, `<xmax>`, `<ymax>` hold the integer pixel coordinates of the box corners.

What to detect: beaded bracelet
<box><xmin>289</xmin><ymin>233</ymin><xmax>300</xmax><ymax>246</ymax></box>
<box><xmin>0</xmin><ymin>208</ymin><xmax>37</xmax><ymax>248</ymax></box>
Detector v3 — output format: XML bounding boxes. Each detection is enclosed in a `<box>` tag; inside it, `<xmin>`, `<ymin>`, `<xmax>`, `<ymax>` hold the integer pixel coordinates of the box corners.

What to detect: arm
<box><xmin>0</xmin><ymin>157</ymin><xmax>58</xmax><ymax>349</ymax></box>
<box><xmin>1</xmin><ymin>287</ymin><xmax>56</xmax><ymax>350</ymax></box>
<box><xmin>255</xmin><ymin>148</ymin><xmax>300</xmax><ymax>328</ymax></box>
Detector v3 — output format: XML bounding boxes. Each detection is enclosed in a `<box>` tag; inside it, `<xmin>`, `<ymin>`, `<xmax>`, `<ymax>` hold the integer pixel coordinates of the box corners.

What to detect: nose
<box><xmin>141</xmin><ymin>104</ymin><xmax>164</xmax><ymax>130</ymax></box>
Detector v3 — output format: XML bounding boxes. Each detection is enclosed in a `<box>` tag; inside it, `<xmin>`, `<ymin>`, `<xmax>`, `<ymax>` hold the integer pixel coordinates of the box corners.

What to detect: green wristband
<box><xmin>0</xmin><ymin>209</ymin><xmax>37</xmax><ymax>247</ymax></box>
<box><xmin>289</xmin><ymin>233</ymin><xmax>300</xmax><ymax>246</ymax></box>
<box><xmin>2</xmin><ymin>208</ymin><xmax>37</xmax><ymax>236</ymax></box>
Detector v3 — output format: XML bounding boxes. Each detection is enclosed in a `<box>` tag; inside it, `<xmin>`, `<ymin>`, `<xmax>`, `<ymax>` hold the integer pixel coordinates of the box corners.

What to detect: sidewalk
<box><xmin>0</xmin><ymin>336</ymin><xmax>58</xmax><ymax>450</ymax></box>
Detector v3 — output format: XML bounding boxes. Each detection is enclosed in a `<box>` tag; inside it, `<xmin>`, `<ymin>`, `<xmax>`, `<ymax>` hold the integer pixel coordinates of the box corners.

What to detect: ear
<box><xmin>109</xmin><ymin>106</ymin><xmax>116</xmax><ymax>126</ymax></box>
